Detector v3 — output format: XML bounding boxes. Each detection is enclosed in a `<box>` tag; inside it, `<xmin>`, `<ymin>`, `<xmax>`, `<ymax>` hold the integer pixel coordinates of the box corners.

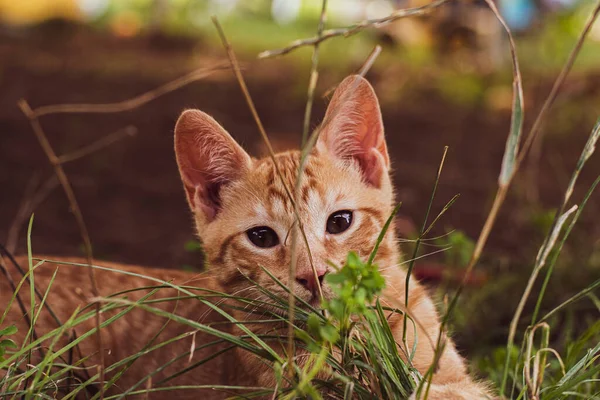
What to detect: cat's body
<box><xmin>2</xmin><ymin>76</ymin><xmax>494</xmax><ymax>399</ymax></box>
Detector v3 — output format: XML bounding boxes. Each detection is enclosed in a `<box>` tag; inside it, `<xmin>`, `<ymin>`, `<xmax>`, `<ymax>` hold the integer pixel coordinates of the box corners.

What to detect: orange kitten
<box><xmin>2</xmin><ymin>75</ymin><xmax>494</xmax><ymax>399</ymax></box>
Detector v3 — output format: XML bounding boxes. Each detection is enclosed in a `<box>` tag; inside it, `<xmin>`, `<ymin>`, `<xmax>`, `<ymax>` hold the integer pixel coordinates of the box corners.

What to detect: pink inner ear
<box><xmin>192</xmin><ymin>185</ymin><xmax>217</xmax><ymax>221</ymax></box>
<box><xmin>360</xmin><ymin>148</ymin><xmax>386</xmax><ymax>188</ymax></box>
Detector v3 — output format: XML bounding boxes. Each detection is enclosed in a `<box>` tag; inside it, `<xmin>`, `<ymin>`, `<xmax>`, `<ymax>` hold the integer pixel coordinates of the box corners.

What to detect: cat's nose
<box><xmin>296</xmin><ymin>269</ymin><xmax>326</xmax><ymax>296</ymax></box>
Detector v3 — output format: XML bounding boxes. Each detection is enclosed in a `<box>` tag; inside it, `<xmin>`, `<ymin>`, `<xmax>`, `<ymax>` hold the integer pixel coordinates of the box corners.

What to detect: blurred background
<box><xmin>1</xmin><ymin>0</ymin><xmax>599</xmax><ymax>377</ymax></box>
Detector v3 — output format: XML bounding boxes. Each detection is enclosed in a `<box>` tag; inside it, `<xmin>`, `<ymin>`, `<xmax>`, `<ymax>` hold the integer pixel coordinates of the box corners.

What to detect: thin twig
<box><xmin>522</xmin><ymin>1</ymin><xmax>600</xmax><ymax>201</ymax></box>
<box><xmin>211</xmin><ymin>17</ymin><xmax>313</xmax><ymax>378</ymax></box>
<box><xmin>0</xmin><ymin>245</ymin><xmax>67</xmax><ymax>338</ymax></box>
<box><xmin>285</xmin><ymin>47</ymin><xmax>383</xmax><ymax>379</ymax></box>
<box><xmin>422</xmin><ymin>0</ymin><xmax>524</xmax><ymax>393</ymax></box>
<box><xmin>402</xmin><ymin>146</ymin><xmax>448</xmax><ymax>350</ymax></box>
<box><xmin>517</xmin><ymin>0</ymin><xmax>600</xmax><ymax>168</ymax></box>
<box><xmin>6</xmin><ymin>124</ymin><xmax>133</xmax><ymax>252</ymax></box>
<box><xmin>356</xmin><ymin>46</ymin><xmax>382</xmax><ymax>77</ymax></box>
<box><xmin>6</xmin><ymin>174</ymin><xmax>57</xmax><ymax>254</ymax></box>
<box><xmin>287</xmin><ymin>0</ymin><xmax>330</xmax><ymax>373</ymax></box>
<box><xmin>258</xmin><ymin>0</ymin><xmax>448</xmax><ymax>58</ymax></box>
<box><xmin>211</xmin><ymin>17</ymin><xmax>296</xmax><ymax>207</ymax></box>
<box><xmin>300</xmin><ymin>0</ymin><xmax>328</xmax><ymax>147</ymax></box>
<box><xmin>448</xmin><ymin>0</ymin><xmax>523</xmax><ymax>314</ymax></box>
<box><xmin>0</xmin><ymin>254</ymin><xmax>44</xmax><ymax>358</ymax></box>
<box><xmin>9</xmin><ymin>50</ymin><xmax>229</xmax><ymax>400</ymax></box>
<box><xmin>58</xmin><ymin>126</ymin><xmax>137</xmax><ymax>164</ymax></box>
<box><xmin>28</xmin><ymin>63</ymin><xmax>230</xmax><ymax>117</ymax></box>
<box><xmin>18</xmin><ymin>100</ymin><xmax>106</xmax><ymax>399</ymax></box>
<box><xmin>0</xmin><ymin>248</ymin><xmax>92</xmax><ymax>395</ymax></box>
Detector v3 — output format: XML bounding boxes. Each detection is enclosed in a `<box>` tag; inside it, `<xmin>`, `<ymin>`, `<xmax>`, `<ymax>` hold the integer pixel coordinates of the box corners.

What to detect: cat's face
<box><xmin>175</xmin><ymin>76</ymin><xmax>397</xmax><ymax>309</ymax></box>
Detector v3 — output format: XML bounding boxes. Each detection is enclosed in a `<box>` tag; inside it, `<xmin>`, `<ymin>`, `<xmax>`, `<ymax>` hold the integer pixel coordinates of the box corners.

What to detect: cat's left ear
<box><xmin>317</xmin><ymin>75</ymin><xmax>389</xmax><ymax>188</ymax></box>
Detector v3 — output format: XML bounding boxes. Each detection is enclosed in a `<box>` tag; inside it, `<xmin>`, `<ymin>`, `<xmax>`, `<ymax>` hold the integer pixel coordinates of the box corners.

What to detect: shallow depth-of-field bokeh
<box><xmin>1</xmin><ymin>0</ymin><xmax>600</xmax><ymax>394</ymax></box>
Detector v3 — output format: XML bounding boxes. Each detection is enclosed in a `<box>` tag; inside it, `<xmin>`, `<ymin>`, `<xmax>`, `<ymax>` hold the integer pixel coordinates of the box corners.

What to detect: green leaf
<box><xmin>295</xmin><ymin>329</ymin><xmax>320</xmax><ymax>353</ymax></box>
<box><xmin>346</xmin><ymin>251</ymin><xmax>361</xmax><ymax>267</ymax></box>
<box><xmin>325</xmin><ymin>272</ymin><xmax>346</xmax><ymax>285</ymax></box>
<box><xmin>0</xmin><ymin>339</ymin><xmax>17</xmax><ymax>349</ymax></box>
<box><xmin>320</xmin><ymin>324</ymin><xmax>339</xmax><ymax>343</ymax></box>
<box><xmin>307</xmin><ymin>313</ymin><xmax>321</xmax><ymax>336</ymax></box>
<box><xmin>0</xmin><ymin>325</ymin><xmax>17</xmax><ymax>337</ymax></box>
<box><xmin>499</xmin><ymin>88</ymin><xmax>523</xmax><ymax>186</ymax></box>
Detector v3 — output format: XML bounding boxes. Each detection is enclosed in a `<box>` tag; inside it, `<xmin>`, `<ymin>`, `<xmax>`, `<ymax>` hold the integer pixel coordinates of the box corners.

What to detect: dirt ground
<box><xmin>1</xmin><ymin>23</ymin><xmax>600</xmax><ymax>283</ymax></box>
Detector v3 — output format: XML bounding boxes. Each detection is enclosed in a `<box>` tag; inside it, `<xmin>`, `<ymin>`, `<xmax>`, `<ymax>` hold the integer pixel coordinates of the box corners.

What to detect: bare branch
<box><xmin>518</xmin><ymin>1</ymin><xmax>600</xmax><ymax>167</ymax></box>
<box><xmin>258</xmin><ymin>0</ymin><xmax>448</xmax><ymax>59</ymax></box>
<box><xmin>301</xmin><ymin>0</ymin><xmax>328</xmax><ymax>147</ymax></box>
<box><xmin>13</xmin><ymin>54</ymin><xmax>240</xmax><ymax>399</ymax></box>
<box><xmin>6</xmin><ymin>175</ymin><xmax>59</xmax><ymax>254</ymax></box>
<box><xmin>18</xmin><ymin>99</ymin><xmax>106</xmax><ymax>399</ymax></box>
<box><xmin>58</xmin><ymin>125</ymin><xmax>137</xmax><ymax>164</ymax></box>
<box><xmin>28</xmin><ymin>63</ymin><xmax>230</xmax><ymax>118</ymax></box>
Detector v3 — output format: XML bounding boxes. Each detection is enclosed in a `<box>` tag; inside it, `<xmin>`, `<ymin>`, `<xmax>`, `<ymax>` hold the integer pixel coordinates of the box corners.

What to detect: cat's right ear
<box><xmin>174</xmin><ymin>109</ymin><xmax>252</xmax><ymax>222</ymax></box>
<box><xmin>316</xmin><ymin>75</ymin><xmax>389</xmax><ymax>188</ymax></box>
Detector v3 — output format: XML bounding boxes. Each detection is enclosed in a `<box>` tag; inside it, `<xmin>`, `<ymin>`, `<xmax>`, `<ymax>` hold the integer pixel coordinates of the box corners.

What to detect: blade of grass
<box><xmin>103</xmin><ymin>385</ymin><xmax>272</xmax><ymax>400</ymax></box>
<box><xmin>367</xmin><ymin>203</ymin><xmax>402</xmax><ymax>266</ymax></box>
<box><xmin>423</xmin><ymin>1</ymin><xmax>524</xmax><ymax>394</ymax></box>
<box><xmin>286</xmin><ymin>45</ymin><xmax>382</xmax><ymax>377</ymax></box>
<box><xmin>542</xmin><ymin>342</ymin><xmax>600</xmax><ymax>398</ymax></box>
<box><xmin>540</xmin><ymin>277</ymin><xmax>600</xmax><ymax>323</ymax></box>
<box><xmin>18</xmin><ymin>100</ymin><xmax>105</xmax><ymax>399</ymax></box>
<box><xmin>516</xmin><ymin>0</ymin><xmax>600</xmax><ymax>168</ymax></box>
<box><xmin>500</xmin><ymin>205</ymin><xmax>578</xmax><ymax>393</ymax></box>
<box><xmin>23</xmin><ymin>215</ymin><xmax>37</xmax><ymax>395</ymax></box>
<box><xmin>402</xmin><ymin>146</ymin><xmax>449</xmax><ymax>347</ymax></box>
<box><xmin>27</xmin><ymin>267</ymin><xmax>60</xmax><ymax>394</ymax></box>
<box><xmin>531</xmin><ymin>120</ymin><xmax>600</xmax><ymax>323</ymax></box>
<box><xmin>210</xmin><ymin>18</ymin><xmax>320</xmax><ymax>375</ymax></box>
<box><xmin>501</xmin><ymin>119</ymin><xmax>600</xmax><ymax>392</ymax></box>
<box><xmin>300</xmin><ymin>0</ymin><xmax>328</xmax><ymax>147</ymax></box>
<box><xmin>0</xmin><ymin>246</ymin><xmax>64</xmax><ymax>330</ymax></box>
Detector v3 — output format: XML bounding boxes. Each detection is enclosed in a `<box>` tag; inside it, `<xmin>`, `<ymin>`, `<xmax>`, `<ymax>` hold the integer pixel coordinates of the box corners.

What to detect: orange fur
<box><xmin>1</xmin><ymin>76</ymin><xmax>495</xmax><ymax>399</ymax></box>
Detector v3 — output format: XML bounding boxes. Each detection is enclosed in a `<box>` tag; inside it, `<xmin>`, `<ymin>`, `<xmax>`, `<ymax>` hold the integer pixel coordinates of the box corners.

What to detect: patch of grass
<box><xmin>0</xmin><ymin>236</ymin><xmax>419</xmax><ymax>398</ymax></box>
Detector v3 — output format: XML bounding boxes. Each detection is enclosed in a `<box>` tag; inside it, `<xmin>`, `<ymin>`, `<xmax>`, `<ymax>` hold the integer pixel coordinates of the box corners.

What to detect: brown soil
<box><xmin>1</xmin><ymin>22</ymin><xmax>599</xmax><ymax>279</ymax></box>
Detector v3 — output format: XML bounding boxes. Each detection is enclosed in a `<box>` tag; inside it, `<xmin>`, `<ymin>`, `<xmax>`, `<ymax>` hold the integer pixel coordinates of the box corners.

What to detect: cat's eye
<box><xmin>246</xmin><ymin>226</ymin><xmax>280</xmax><ymax>248</ymax></box>
<box><xmin>326</xmin><ymin>210</ymin><xmax>353</xmax><ymax>234</ymax></box>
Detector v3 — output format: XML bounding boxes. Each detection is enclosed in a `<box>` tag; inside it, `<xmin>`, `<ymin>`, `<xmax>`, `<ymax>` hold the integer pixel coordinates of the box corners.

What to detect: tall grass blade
<box><xmin>367</xmin><ymin>203</ymin><xmax>401</xmax><ymax>266</ymax></box>
<box><xmin>403</xmin><ymin>146</ymin><xmax>449</xmax><ymax>344</ymax></box>
<box><xmin>501</xmin><ymin>118</ymin><xmax>600</xmax><ymax>391</ymax></box>
<box><xmin>541</xmin><ymin>277</ymin><xmax>600</xmax><ymax>322</ymax></box>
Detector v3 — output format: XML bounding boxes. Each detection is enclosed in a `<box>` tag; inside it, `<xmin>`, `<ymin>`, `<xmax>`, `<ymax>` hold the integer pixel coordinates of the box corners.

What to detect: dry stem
<box><xmin>423</xmin><ymin>0</ymin><xmax>524</xmax><ymax>394</ymax></box>
<box><xmin>258</xmin><ymin>0</ymin><xmax>448</xmax><ymax>58</ymax></box>
<box><xmin>58</xmin><ymin>125</ymin><xmax>137</xmax><ymax>164</ymax></box>
<box><xmin>29</xmin><ymin>63</ymin><xmax>229</xmax><ymax>117</ymax></box>
<box><xmin>301</xmin><ymin>0</ymin><xmax>328</xmax><ymax>147</ymax></box>
<box><xmin>521</xmin><ymin>1</ymin><xmax>600</xmax><ymax>201</ymax></box>
<box><xmin>518</xmin><ymin>1</ymin><xmax>600</xmax><ymax>168</ymax></box>
<box><xmin>18</xmin><ymin>99</ymin><xmax>105</xmax><ymax>398</ymax></box>
<box><xmin>6</xmin><ymin>175</ymin><xmax>59</xmax><ymax>254</ymax></box>
<box><xmin>15</xmin><ymin>58</ymin><xmax>227</xmax><ymax>399</ymax></box>
<box><xmin>210</xmin><ymin>16</ymin><xmax>310</xmax><ymax>374</ymax></box>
